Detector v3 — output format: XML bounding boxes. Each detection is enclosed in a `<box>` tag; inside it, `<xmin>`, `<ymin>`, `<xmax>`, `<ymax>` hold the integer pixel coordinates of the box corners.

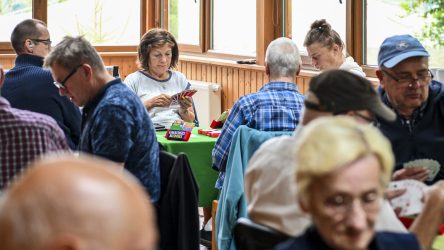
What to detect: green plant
<box><xmin>400</xmin><ymin>0</ymin><xmax>444</xmax><ymax>47</ymax></box>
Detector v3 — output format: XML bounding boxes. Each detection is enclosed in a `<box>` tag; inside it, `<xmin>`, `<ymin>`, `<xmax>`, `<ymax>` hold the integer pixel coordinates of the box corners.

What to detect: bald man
<box><xmin>0</xmin><ymin>154</ymin><xmax>158</xmax><ymax>250</ymax></box>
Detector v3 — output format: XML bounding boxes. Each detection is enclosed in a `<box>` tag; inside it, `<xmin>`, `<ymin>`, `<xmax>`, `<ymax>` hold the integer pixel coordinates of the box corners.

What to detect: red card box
<box><xmin>165</xmin><ymin>129</ymin><xmax>191</xmax><ymax>141</ymax></box>
<box><xmin>210</xmin><ymin>120</ymin><xmax>224</xmax><ymax>129</ymax></box>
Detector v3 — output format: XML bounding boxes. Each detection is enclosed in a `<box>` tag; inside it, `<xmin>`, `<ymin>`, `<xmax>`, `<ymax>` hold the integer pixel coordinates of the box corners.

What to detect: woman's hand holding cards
<box><xmin>144</xmin><ymin>94</ymin><xmax>172</xmax><ymax>109</ymax></box>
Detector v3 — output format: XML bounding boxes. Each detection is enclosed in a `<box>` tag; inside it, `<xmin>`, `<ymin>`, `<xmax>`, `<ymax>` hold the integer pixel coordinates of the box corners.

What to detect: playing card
<box><xmin>387</xmin><ymin>180</ymin><xmax>427</xmax><ymax>217</ymax></box>
<box><xmin>403</xmin><ymin>159</ymin><xmax>441</xmax><ymax>181</ymax></box>
<box><xmin>170</xmin><ymin>89</ymin><xmax>197</xmax><ymax>105</ymax></box>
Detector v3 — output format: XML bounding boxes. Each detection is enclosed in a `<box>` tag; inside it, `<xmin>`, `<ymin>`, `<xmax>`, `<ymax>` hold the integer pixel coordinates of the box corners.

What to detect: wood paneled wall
<box><xmin>2</xmin><ymin>53</ymin><xmax>314</xmax><ymax>113</ymax></box>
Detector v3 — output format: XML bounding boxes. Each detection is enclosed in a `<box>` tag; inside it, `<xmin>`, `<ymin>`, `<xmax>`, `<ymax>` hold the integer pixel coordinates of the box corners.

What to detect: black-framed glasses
<box><xmin>53</xmin><ymin>65</ymin><xmax>82</xmax><ymax>89</ymax></box>
<box><xmin>30</xmin><ymin>38</ymin><xmax>52</xmax><ymax>46</ymax></box>
<box><xmin>381</xmin><ymin>69</ymin><xmax>433</xmax><ymax>88</ymax></box>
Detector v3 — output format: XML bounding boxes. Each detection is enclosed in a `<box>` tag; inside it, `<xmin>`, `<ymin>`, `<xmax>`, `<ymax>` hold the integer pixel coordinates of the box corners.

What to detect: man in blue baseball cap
<box><xmin>375</xmin><ymin>34</ymin><xmax>444</xmax><ymax>183</ymax></box>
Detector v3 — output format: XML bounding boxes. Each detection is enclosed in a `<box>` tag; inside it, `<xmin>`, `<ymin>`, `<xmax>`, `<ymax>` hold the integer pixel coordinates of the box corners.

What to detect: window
<box><xmin>366</xmin><ymin>0</ymin><xmax>444</xmax><ymax>68</ymax></box>
<box><xmin>47</xmin><ymin>0</ymin><xmax>140</xmax><ymax>46</ymax></box>
<box><xmin>0</xmin><ymin>0</ymin><xmax>32</xmax><ymax>42</ymax></box>
<box><xmin>211</xmin><ymin>0</ymin><xmax>256</xmax><ymax>56</ymax></box>
<box><xmin>168</xmin><ymin>0</ymin><xmax>200</xmax><ymax>46</ymax></box>
<box><xmin>291</xmin><ymin>0</ymin><xmax>346</xmax><ymax>57</ymax></box>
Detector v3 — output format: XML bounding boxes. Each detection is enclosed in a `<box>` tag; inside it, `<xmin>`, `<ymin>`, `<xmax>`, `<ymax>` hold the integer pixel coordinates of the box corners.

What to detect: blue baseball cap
<box><xmin>377</xmin><ymin>34</ymin><xmax>429</xmax><ymax>68</ymax></box>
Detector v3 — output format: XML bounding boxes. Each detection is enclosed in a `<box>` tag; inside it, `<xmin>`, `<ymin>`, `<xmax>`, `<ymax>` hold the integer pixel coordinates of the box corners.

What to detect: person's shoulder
<box><xmin>124</xmin><ymin>71</ymin><xmax>144</xmax><ymax>83</ymax></box>
<box><xmin>375</xmin><ymin>232</ymin><xmax>421</xmax><ymax>249</ymax></box>
<box><xmin>247</xmin><ymin>135</ymin><xmax>296</xmax><ymax>172</ymax></box>
<box><xmin>171</xmin><ymin>70</ymin><xmax>187</xmax><ymax>80</ymax></box>
<box><xmin>7</xmin><ymin>108</ymin><xmax>61</xmax><ymax>131</ymax></box>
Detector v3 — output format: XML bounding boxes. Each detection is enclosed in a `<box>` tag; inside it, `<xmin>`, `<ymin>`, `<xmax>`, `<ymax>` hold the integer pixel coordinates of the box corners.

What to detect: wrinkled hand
<box><xmin>144</xmin><ymin>94</ymin><xmax>172</xmax><ymax>109</ymax></box>
<box><xmin>392</xmin><ymin>166</ymin><xmax>429</xmax><ymax>182</ymax></box>
<box><xmin>179</xmin><ymin>96</ymin><xmax>193</xmax><ymax>110</ymax></box>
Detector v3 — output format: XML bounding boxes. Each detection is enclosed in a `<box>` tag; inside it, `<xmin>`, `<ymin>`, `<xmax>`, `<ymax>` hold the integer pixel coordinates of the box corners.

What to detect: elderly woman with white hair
<box><xmin>276</xmin><ymin>116</ymin><xmax>421</xmax><ymax>250</ymax></box>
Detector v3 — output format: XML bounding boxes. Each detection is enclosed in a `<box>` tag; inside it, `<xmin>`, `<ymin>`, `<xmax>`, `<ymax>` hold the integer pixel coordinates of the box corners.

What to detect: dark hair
<box><xmin>137</xmin><ymin>28</ymin><xmax>179</xmax><ymax>71</ymax></box>
<box><xmin>11</xmin><ymin>19</ymin><xmax>47</xmax><ymax>54</ymax></box>
<box><xmin>303</xmin><ymin>19</ymin><xmax>344</xmax><ymax>50</ymax></box>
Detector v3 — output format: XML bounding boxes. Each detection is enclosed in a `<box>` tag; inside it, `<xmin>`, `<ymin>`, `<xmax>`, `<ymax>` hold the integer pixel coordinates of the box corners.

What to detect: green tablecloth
<box><xmin>156</xmin><ymin>128</ymin><xmax>219</xmax><ymax>207</ymax></box>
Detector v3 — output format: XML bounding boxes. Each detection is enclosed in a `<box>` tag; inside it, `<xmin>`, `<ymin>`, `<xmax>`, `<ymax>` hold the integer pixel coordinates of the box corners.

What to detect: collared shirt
<box><xmin>212</xmin><ymin>81</ymin><xmax>304</xmax><ymax>187</ymax></box>
<box><xmin>0</xmin><ymin>97</ymin><xmax>70</xmax><ymax>189</ymax></box>
<box><xmin>80</xmin><ymin>78</ymin><xmax>161</xmax><ymax>202</ymax></box>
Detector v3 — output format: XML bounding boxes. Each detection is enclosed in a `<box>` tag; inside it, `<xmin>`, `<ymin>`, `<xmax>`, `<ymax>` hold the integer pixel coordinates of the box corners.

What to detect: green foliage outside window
<box><xmin>401</xmin><ymin>0</ymin><xmax>444</xmax><ymax>47</ymax></box>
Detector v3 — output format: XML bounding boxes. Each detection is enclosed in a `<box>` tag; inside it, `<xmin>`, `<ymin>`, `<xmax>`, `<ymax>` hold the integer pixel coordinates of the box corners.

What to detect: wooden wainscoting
<box><xmin>2</xmin><ymin>53</ymin><xmax>314</xmax><ymax>112</ymax></box>
<box><xmin>101</xmin><ymin>53</ymin><xmax>314</xmax><ymax>112</ymax></box>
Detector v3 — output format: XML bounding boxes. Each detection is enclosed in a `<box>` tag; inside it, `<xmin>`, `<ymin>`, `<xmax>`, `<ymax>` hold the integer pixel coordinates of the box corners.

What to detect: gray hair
<box><xmin>265</xmin><ymin>37</ymin><xmax>301</xmax><ymax>78</ymax></box>
<box><xmin>44</xmin><ymin>36</ymin><xmax>105</xmax><ymax>71</ymax></box>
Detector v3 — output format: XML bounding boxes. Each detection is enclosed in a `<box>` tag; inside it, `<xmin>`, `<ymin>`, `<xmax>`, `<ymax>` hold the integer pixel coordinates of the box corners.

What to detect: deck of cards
<box><xmin>170</xmin><ymin>89</ymin><xmax>197</xmax><ymax>105</ymax></box>
<box><xmin>403</xmin><ymin>158</ymin><xmax>441</xmax><ymax>181</ymax></box>
<box><xmin>388</xmin><ymin>179</ymin><xmax>428</xmax><ymax>217</ymax></box>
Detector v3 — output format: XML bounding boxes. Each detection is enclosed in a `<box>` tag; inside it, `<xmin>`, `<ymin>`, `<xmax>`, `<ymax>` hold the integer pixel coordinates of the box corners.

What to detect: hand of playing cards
<box><xmin>387</xmin><ymin>179</ymin><xmax>428</xmax><ymax>217</ymax></box>
<box><xmin>170</xmin><ymin>89</ymin><xmax>197</xmax><ymax>105</ymax></box>
<box><xmin>403</xmin><ymin>159</ymin><xmax>441</xmax><ymax>182</ymax></box>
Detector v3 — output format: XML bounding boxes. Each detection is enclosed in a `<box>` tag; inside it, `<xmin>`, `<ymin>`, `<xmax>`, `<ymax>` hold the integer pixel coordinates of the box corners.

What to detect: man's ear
<box><xmin>265</xmin><ymin>62</ymin><xmax>270</xmax><ymax>76</ymax></box>
<box><xmin>296</xmin><ymin>64</ymin><xmax>301</xmax><ymax>76</ymax></box>
<box><xmin>79</xmin><ymin>64</ymin><xmax>93</xmax><ymax>81</ymax></box>
<box><xmin>24</xmin><ymin>39</ymin><xmax>34</xmax><ymax>53</ymax></box>
<box><xmin>375</xmin><ymin>69</ymin><xmax>386</xmax><ymax>90</ymax></box>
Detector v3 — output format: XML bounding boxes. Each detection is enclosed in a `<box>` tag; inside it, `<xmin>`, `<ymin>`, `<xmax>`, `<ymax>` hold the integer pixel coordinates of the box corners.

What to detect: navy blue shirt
<box><xmin>275</xmin><ymin>226</ymin><xmax>420</xmax><ymax>250</ymax></box>
<box><xmin>2</xmin><ymin>54</ymin><xmax>81</xmax><ymax>149</ymax></box>
<box><xmin>80</xmin><ymin>79</ymin><xmax>160</xmax><ymax>202</ymax></box>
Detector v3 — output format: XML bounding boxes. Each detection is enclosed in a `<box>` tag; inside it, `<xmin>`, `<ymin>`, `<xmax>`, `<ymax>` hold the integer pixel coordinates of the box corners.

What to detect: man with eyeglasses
<box><xmin>43</xmin><ymin>36</ymin><xmax>160</xmax><ymax>204</ymax></box>
<box><xmin>2</xmin><ymin>19</ymin><xmax>81</xmax><ymax>150</ymax></box>
<box><xmin>375</xmin><ymin>34</ymin><xmax>444</xmax><ymax>183</ymax></box>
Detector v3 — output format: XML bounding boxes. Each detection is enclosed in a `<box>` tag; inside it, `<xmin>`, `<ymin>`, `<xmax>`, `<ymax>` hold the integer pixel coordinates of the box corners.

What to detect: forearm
<box><xmin>409</xmin><ymin>198</ymin><xmax>443</xmax><ymax>249</ymax></box>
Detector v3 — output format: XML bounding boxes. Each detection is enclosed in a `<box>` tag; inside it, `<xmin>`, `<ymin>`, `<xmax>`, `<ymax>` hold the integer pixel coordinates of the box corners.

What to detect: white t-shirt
<box><xmin>340</xmin><ymin>56</ymin><xmax>366</xmax><ymax>77</ymax></box>
<box><xmin>124</xmin><ymin>70</ymin><xmax>189</xmax><ymax>127</ymax></box>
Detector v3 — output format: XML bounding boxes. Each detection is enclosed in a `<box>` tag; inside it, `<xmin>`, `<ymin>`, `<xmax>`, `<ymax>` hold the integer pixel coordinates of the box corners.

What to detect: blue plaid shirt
<box><xmin>212</xmin><ymin>81</ymin><xmax>304</xmax><ymax>187</ymax></box>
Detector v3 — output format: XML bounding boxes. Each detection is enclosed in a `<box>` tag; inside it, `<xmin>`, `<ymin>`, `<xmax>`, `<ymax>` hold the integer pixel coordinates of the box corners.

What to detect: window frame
<box><xmin>0</xmin><ymin>0</ymin><xmax>376</xmax><ymax>75</ymax></box>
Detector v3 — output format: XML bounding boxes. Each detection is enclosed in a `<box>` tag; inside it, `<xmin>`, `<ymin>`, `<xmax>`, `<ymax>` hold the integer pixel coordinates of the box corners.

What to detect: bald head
<box><xmin>0</xmin><ymin>154</ymin><xmax>157</xmax><ymax>250</ymax></box>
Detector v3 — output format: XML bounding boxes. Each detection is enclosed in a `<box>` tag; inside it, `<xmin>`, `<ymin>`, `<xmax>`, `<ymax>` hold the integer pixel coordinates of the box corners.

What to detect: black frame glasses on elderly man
<box><xmin>381</xmin><ymin>69</ymin><xmax>433</xmax><ymax>88</ymax></box>
<box><xmin>53</xmin><ymin>65</ymin><xmax>83</xmax><ymax>89</ymax></box>
<box><xmin>30</xmin><ymin>38</ymin><xmax>52</xmax><ymax>46</ymax></box>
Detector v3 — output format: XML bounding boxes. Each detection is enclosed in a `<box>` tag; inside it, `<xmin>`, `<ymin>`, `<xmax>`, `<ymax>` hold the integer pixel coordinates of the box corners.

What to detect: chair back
<box><xmin>234</xmin><ymin>217</ymin><xmax>290</xmax><ymax>250</ymax></box>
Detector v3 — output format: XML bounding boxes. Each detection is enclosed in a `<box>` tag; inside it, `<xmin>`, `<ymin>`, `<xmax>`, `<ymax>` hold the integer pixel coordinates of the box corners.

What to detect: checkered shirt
<box><xmin>212</xmin><ymin>81</ymin><xmax>304</xmax><ymax>177</ymax></box>
<box><xmin>0</xmin><ymin>97</ymin><xmax>70</xmax><ymax>188</ymax></box>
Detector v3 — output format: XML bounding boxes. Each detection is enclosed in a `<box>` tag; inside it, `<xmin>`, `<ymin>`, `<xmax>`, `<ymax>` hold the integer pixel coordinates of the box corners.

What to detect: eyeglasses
<box><xmin>53</xmin><ymin>65</ymin><xmax>82</xmax><ymax>89</ymax></box>
<box><xmin>324</xmin><ymin>192</ymin><xmax>382</xmax><ymax>219</ymax></box>
<box><xmin>381</xmin><ymin>69</ymin><xmax>433</xmax><ymax>88</ymax></box>
<box><xmin>30</xmin><ymin>38</ymin><xmax>52</xmax><ymax>47</ymax></box>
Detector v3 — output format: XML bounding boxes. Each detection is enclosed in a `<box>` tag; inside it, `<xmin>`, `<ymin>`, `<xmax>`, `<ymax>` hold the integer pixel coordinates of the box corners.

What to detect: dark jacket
<box><xmin>377</xmin><ymin>80</ymin><xmax>444</xmax><ymax>183</ymax></box>
<box><xmin>2</xmin><ymin>54</ymin><xmax>81</xmax><ymax>149</ymax></box>
<box><xmin>157</xmin><ymin>151</ymin><xmax>200</xmax><ymax>250</ymax></box>
<box><xmin>275</xmin><ymin>226</ymin><xmax>421</xmax><ymax>250</ymax></box>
